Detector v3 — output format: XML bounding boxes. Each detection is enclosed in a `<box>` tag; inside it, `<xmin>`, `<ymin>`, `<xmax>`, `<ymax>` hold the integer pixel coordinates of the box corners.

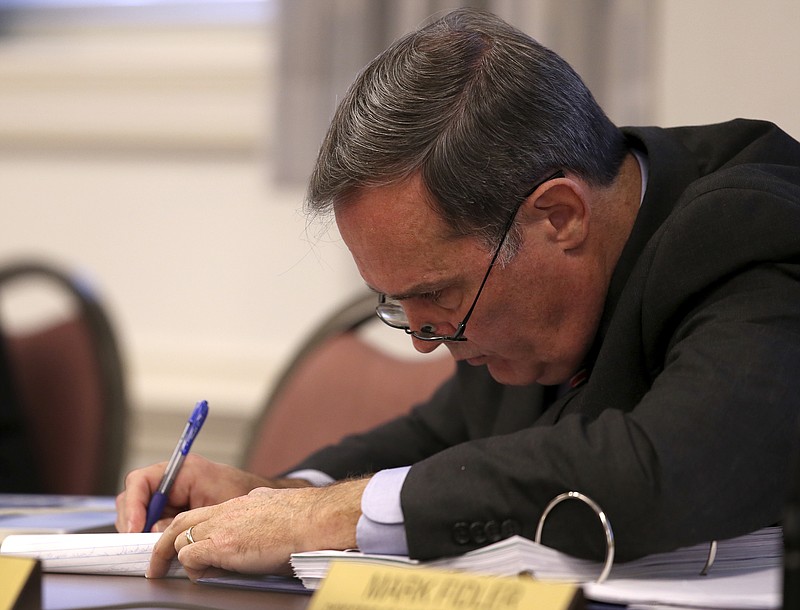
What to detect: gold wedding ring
<box><xmin>185</xmin><ymin>526</ymin><xmax>196</xmax><ymax>545</ymax></box>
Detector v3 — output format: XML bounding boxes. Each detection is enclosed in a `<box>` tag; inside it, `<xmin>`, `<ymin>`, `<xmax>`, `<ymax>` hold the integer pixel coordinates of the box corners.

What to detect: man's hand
<box><xmin>115</xmin><ymin>454</ymin><xmax>307</xmax><ymax>534</ymax></box>
<box><xmin>146</xmin><ymin>477</ymin><xmax>370</xmax><ymax>580</ymax></box>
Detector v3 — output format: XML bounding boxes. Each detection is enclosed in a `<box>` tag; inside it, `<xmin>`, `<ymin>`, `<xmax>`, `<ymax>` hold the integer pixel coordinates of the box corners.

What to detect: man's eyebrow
<box><xmin>365</xmin><ymin>281</ymin><xmax>446</xmax><ymax>301</ymax></box>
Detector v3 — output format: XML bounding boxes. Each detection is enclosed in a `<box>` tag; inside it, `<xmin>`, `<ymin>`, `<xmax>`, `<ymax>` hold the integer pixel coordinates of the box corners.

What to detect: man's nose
<box><xmin>404</xmin><ymin>304</ymin><xmax>459</xmax><ymax>344</ymax></box>
<box><xmin>411</xmin><ymin>335</ymin><xmax>443</xmax><ymax>353</ymax></box>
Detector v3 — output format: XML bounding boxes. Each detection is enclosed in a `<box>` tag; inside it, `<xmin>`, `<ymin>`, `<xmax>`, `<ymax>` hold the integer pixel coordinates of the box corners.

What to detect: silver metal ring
<box><xmin>185</xmin><ymin>526</ymin><xmax>196</xmax><ymax>545</ymax></box>
<box><xmin>535</xmin><ymin>491</ymin><xmax>615</xmax><ymax>583</ymax></box>
<box><xmin>700</xmin><ymin>540</ymin><xmax>718</xmax><ymax>576</ymax></box>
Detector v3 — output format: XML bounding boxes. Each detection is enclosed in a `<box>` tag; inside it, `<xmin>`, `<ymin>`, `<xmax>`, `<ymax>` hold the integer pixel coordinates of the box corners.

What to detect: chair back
<box><xmin>242</xmin><ymin>290</ymin><xmax>455</xmax><ymax>477</ymax></box>
<box><xmin>0</xmin><ymin>260</ymin><xmax>127</xmax><ymax>495</ymax></box>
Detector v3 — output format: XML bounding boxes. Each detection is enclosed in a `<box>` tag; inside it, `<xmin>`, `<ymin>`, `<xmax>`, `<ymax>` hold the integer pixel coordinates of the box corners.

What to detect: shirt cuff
<box><xmin>356</xmin><ymin>466</ymin><xmax>410</xmax><ymax>555</ymax></box>
<box><xmin>284</xmin><ymin>469</ymin><xmax>335</xmax><ymax>487</ymax></box>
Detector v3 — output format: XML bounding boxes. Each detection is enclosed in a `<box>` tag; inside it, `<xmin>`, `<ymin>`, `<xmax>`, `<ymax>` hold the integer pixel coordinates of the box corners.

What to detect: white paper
<box><xmin>290</xmin><ymin>527</ymin><xmax>782</xmax><ymax>609</ymax></box>
<box><xmin>0</xmin><ymin>532</ymin><xmax>186</xmax><ymax>577</ymax></box>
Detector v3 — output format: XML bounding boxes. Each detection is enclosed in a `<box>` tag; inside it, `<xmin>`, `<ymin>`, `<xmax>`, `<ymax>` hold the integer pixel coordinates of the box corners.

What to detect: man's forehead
<box><xmin>341</xmin><ymin>174</ymin><xmax>440</xmax><ymax>225</ymax></box>
<box><xmin>335</xmin><ymin>179</ymin><xmax>476</xmax><ymax>296</ymax></box>
<box><xmin>336</xmin><ymin>177</ymin><xmax>449</xmax><ymax>253</ymax></box>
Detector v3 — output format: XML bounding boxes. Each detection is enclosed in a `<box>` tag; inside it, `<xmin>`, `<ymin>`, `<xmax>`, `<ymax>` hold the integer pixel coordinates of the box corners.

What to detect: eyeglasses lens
<box><xmin>376</xmin><ymin>298</ymin><xmax>409</xmax><ymax>329</ymax></box>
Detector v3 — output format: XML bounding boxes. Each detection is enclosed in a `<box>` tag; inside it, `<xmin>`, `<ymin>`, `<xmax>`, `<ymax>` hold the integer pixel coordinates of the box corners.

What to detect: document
<box><xmin>0</xmin><ymin>494</ymin><xmax>117</xmax><ymax>542</ymax></box>
<box><xmin>0</xmin><ymin>532</ymin><xmax>185</xmax><ymax>577</ymax></box>
<box><xmin>290</xmin><ymin>527</ymin><xmax>782</xmax><ymax>609</ymax></box>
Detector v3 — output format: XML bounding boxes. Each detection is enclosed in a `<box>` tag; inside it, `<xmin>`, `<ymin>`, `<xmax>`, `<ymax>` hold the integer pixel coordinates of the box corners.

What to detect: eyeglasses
<box><xmin>376</xmin><ymin>170</ymin><xmax>564</xmax><ymax>342</ymax></box>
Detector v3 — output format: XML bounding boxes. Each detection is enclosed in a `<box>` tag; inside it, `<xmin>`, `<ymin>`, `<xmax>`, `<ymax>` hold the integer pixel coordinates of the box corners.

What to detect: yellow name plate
<box><xmin>308</xmin><ymin>561</ymin><xmax>584</xmax><ymax>610</ymax></box>
<box><xmin>0</xmin><ymin>556</ymin><xmax>41</xmax><ymax>610</ymax></box>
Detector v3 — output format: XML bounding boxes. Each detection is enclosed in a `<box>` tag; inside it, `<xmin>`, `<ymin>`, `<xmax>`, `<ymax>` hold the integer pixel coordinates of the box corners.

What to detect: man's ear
<box><xmin>523</xmin><ymin>179</ymin><xmax>590</xmax><ymax>251</ymax></box>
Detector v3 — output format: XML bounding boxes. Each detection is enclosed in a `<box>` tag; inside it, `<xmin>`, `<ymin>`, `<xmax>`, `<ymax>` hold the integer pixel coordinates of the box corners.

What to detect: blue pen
<box><xmin>143</xmin><ymin>400</ymin><xmax>209</xmax><ymax>532</ymax></box>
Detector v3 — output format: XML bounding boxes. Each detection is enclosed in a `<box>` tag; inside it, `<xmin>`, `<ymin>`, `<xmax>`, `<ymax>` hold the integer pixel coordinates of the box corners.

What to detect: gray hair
<box><xmin>305</xmin><ymin>8</ymin><xmax>627</xmax><ymax>251</ymax></box>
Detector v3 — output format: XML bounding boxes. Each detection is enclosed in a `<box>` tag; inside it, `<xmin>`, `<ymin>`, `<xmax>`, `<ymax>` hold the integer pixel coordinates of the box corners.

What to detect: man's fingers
<box><xmin>116</xmin><ymin>463</ymin><xmax>167</xmax><ymax>533</ymax></box>
<box><xmin>147</xmin><ymin>514</ymin><xmax>190</xmax><ymax>578</ymax></box>
<box><xmin>177</xmin><ymin>538</ymin><xmax>218</xmax><ymax>580</ymax></box>
<box><xmin>147</xmin><ymin>505</ymin><xmax>218</xmax><ymax>578</ymax></box>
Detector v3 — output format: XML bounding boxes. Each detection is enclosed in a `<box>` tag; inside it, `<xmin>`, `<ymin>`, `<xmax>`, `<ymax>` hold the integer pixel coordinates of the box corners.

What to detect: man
<box><xmin>118</xmin><ymin>8</ymin><xmax>800</xmax><ymax>580</ymax></box>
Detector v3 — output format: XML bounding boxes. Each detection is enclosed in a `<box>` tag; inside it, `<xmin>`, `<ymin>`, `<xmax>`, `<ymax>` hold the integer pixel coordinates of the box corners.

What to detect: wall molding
<box><xmin>0</xmin><ymin>22</ymin><xmax>274</xmax><ymax>155</ymax></box>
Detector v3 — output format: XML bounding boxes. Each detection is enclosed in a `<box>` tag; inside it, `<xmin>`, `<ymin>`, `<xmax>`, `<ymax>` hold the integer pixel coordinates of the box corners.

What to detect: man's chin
<box><xmin>484</xmin><ymin>361</ymin><xmax>541</xmax><ymax>386</ymax></box>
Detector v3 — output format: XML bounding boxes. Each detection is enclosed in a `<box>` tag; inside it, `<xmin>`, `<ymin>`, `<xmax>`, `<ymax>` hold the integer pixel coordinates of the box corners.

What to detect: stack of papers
<box><xmin>291</xmin><ymin>527</ymin><xmax>783</xmax><ymax>609</ymax></box>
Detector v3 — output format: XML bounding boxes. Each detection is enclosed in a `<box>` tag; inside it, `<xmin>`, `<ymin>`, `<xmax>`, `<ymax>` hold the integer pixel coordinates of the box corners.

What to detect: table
<box><xmin>42</xmin><ymin>573</ymin><xmax>312</xmax><ymax>609</ymax></box>
<box><xmin>41</xmin><ymin>573</ymin><xmax>623</xmax><ymax>610</ymax></box>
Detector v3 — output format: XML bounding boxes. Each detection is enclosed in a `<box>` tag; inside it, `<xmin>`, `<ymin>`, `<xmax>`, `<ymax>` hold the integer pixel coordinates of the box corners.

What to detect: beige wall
<box><xmin>0</xmin><ymin>1</ymin><xmax>797</xmax><ymax>475</ymax></box>
<box><xmin>654</xmin><ymin>0</ymin><xmax>800</xmax><ymax>138</ymax></box>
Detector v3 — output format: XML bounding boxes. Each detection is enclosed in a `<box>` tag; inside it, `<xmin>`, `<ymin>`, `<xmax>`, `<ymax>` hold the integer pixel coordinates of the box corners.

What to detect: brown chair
<box><xmin>242</xmin><ymin>290</ymin><xmax>456</xmax><ymax>477</ymax></box>
<box><xmin>0</xmin><ymin>260</ymin><xmax>128</xmax><ymax>495</ymax></box>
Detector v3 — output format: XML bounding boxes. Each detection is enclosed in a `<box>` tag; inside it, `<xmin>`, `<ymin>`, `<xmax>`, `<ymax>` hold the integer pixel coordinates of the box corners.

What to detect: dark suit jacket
<box><xmin>296</xmin><ymin>119</ymin><xmax>800</xmax><ymax>562</ymax></box>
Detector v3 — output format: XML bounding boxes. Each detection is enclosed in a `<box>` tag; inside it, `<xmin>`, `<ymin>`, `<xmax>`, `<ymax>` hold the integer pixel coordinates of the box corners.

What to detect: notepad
<box><xmin>290</xmin><ymin>527</ymin><xmax>782</xmax><ymax>609</ymax></box>
<box><xmin>0</xmin><ymin>532</ymin><xmax>185</xmax><ymax>577</ymax></box>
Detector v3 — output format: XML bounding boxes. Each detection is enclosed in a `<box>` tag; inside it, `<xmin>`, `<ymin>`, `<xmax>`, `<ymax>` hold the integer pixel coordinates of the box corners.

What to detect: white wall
<box><xmin>1</xmin><ymin>1</ymin><xmax>798</xmax><ymax>473</ymax></box>
<box><xmin>654</xmin><ymin>0</ymin><xmax>800</xmax><ymax>139</ymax></box>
